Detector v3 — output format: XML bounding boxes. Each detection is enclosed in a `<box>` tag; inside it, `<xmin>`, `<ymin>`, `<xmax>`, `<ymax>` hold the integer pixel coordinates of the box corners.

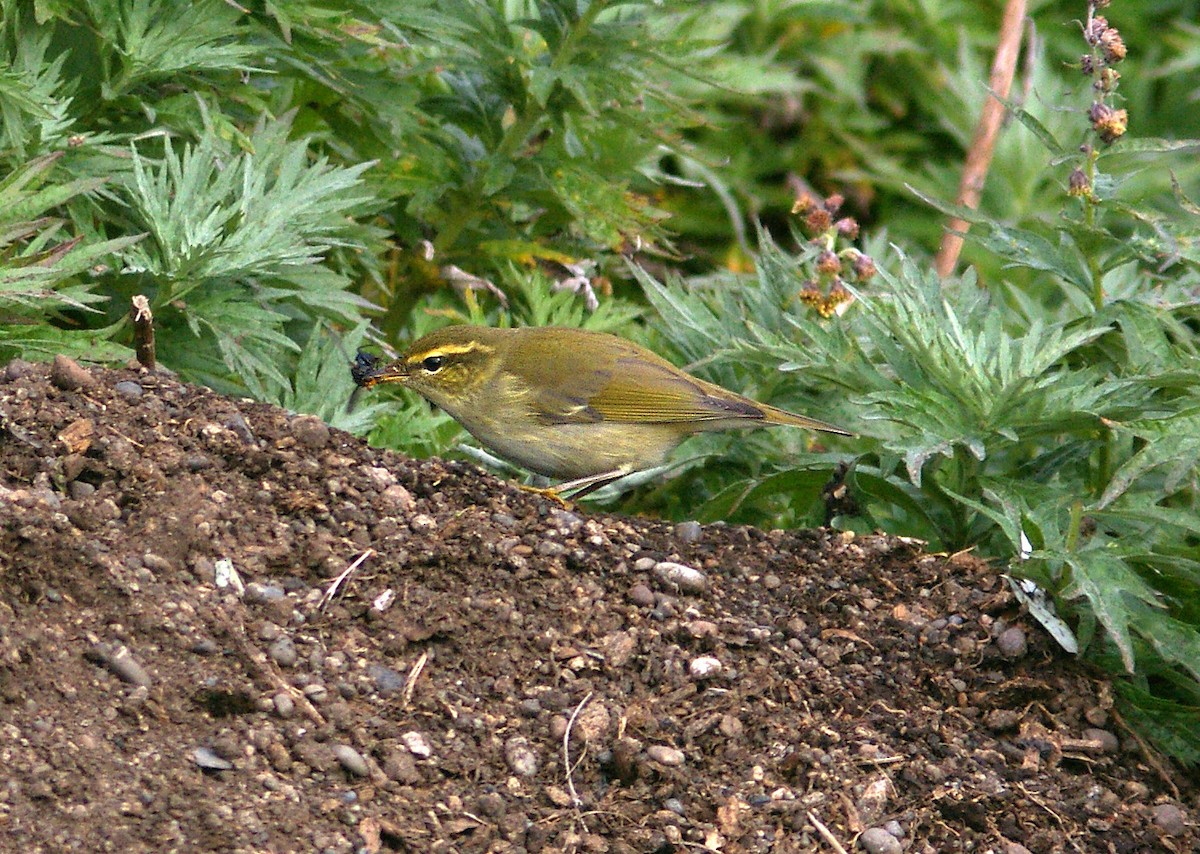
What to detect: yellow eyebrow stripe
<box><xmin>405</xmin><ymin>341</ymin><xmax>492</xmax><ymax>362</ymax></box>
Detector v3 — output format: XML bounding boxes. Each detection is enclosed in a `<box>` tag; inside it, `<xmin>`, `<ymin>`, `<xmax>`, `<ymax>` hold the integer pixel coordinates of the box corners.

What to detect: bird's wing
<box><xmin>516</xmin><ymin>334</ymin><xmax>763</xmax><ymax>426</ymax></box>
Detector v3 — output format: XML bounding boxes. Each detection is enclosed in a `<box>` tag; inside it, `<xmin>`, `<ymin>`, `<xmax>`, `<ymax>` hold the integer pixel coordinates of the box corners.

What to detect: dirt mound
<box><xmin>0</xmin><ymin>359</ymin><xmax>1195</xmax><ymax>853</ymax></box>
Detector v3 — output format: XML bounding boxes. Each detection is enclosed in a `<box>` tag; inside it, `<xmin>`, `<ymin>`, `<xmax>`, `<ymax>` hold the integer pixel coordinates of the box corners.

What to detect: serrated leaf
<box><xmin>1061</xmin><ymin>548</ymin><xmax>1161</xmax><ymax>673</ymax></box>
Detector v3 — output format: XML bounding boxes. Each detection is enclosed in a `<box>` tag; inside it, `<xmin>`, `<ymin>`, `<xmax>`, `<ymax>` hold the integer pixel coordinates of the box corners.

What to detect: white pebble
<box><xmin>652</xmin><ymin>561</ymin><xmax>707</xmax><ymax>594</ymax></box>
<box><xmin>334</xmin><ymin>745</ymin><xmax>369</xmax><ymax>777</ymax></box>
<box><xmin>504</xmin><ymin>736</ymin><xmax>539</xmax><ymax>776</ymax></box>
<box><xmin>646</xmin><ymin>745</ymin><xmax>685</xmax><ymax>767</ymax></box>
<box><xmin>401</xmin><ymin>731</ymin><xmax>432</xmax><ymax>758</ymax></box>
<box><xmin>689</xmin><ymin>656</ymin><xmax>723</xmax><ymax>679</ymax></box>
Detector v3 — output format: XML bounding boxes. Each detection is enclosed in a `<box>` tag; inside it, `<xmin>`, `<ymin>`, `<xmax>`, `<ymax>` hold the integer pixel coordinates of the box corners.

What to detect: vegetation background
<box><xmin>2</xmin><ymin>0</ymin><xmax>1199</xmax><ymax>763</ymax></box>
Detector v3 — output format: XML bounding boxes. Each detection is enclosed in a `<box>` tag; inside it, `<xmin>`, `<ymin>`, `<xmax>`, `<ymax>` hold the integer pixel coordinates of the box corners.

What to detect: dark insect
<box><xmin>351</xmin><ymin>351</ymin><xmax>382</xmax><ymax>387</ymax></box>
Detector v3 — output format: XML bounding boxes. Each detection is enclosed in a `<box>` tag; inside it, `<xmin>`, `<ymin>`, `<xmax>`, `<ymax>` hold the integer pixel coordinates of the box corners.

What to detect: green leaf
<box><xmin>1060</xmin><ymin>547</ymin><xmax>1161</xmax><ymax>674</ymax></box>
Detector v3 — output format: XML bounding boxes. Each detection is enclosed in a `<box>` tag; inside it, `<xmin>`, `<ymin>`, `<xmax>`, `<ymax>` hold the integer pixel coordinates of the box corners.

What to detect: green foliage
<box><xmin>635</xmin><ymin>3</ymin><xmax>1200</xmax><ymax>763</ymax></box>
<box><xmin>657</xmin><ymin>0</ymin><xmax>1200</xmax><ymax>275</ymax></box>
<box><xmin>0</xmin><ymin>0</ymin><xmax>703</xmax><ymax>397</ymax></box>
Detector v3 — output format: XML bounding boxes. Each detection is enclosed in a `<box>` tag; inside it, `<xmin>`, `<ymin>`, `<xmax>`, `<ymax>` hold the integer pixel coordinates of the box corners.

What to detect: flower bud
<box><xmin>791</xmin><ymin>192</ymin><xmax>819</xmax><ymax>215</ymax></box>
<box><xmin>816</xmin><ymin>250</ymin><xmax>841</xmax><ymax>276</ymax></box>
<box><xmin>1068</xmin><ymin>168</ymin><xmax>1091</xmax><ymax>197</ymax></box>
<box><xmin>805</xmin><ymin>207</ymin><xmax>833</xmax><ymax>234</ymax></box>
<box><xmin>1100</xmin><ymin>29</ymin><xmax>1126</xmax><ymax>63</ymax></box>
<box><xmin>835</xmin><ymin>217</ymin><xmax>860</xmax><ymax>239</ymax></box>
<box><xmin>851</xmin><ymin>253</ymin><xmax>877</xmax><ymax>283</ymax></box>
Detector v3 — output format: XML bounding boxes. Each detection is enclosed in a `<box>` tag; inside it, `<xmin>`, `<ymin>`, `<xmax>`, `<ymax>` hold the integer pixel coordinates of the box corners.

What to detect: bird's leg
<box><xmin>516</xmin><ymin>482</ymin><xmax>575</xmax><ymax>509</ymax></box>
<box><xmin>517</xmin><ymin>467</ymin><xmax>631</xmax><ymax>506</ymax></box>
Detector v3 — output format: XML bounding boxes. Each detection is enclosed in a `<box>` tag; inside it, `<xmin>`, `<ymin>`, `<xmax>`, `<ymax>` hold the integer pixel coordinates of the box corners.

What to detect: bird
<box><xmin>355</xmin><ymin>324</ymin><xmax>851</xmax><ymax>498</ymax></box>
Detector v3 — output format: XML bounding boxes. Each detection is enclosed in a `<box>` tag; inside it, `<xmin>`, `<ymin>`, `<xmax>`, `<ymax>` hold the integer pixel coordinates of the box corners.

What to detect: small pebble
<box><xmin>858</xmin><ymin>826</ymin><xmax>902</xmax><ymax>854</ymax></box>
<box><xmin>368</xmin><ymin>663</ymin><xmax>405</xmax><ymax>697</ymax></box>
<box><xmin>477</xmin><ymin>792</ymin><xmax>506</xmax><ymax>818</ymax></box>
<box><xmin>243</xmin><ymin>582</ymin><xmax>285</xmax><ymax>604</ymax></box>
<box><xmin>68</xmin><ymin>481</ymin><xmax>96</xmax><ymax>500</ymax></box>
<box><xmin>689</xmin><ymin>656</ymin><xmax>722</xmax><ymax>680</ymax></box>
<box><xmin>652</xmin><ymin>561</ymin><xmax>707</xmax><ymax>595</ymax></box>
<box><xmin>333</xmin><ymin>745</ymin><xmax>369</xmax><ymax>777</ymax></box>
<box><xmin>221</xmin><ymin>412</ymin><xmax>256</xmax><ymax>444</ymax></box>
<box><xmin>410</xmin><ymin>514</ymin><xmax>438</xmax><ymax>534</ymax></box>
<box><xmin>95</xmin><ymin>643</ymin><xmax>153</xmax><ymax>688</ymax></box>
<box><xmin>646</xmin><ymin>745</ymin><xmax>685</xmax><ymax>767</ymax></box>
<box><xmin>628</xmin><ymin>584</ymin><xmax>655</xmax><ymax>608</ymax></box>
<box><xmin>673</xmin><ymin>521</ymin><xmax>702</xmax><ymax>543</ymax></box>
<box><xmin>114</xmin><ymin>381</ymin><xmax>144</xmax><ymax>400</ymax></box>
<box><xmin>664</xmin><ymin>798</ymin><xmax>686</xmax><ymax>816</ymax></box>
<box><xmin>504</xmin><ymin>736</ymin><xmax>539</xmax><ymax>776</ymax></box>
<box><xmin>996</xmin><ymin>626</ymin><xmax>1027</xmax><ymax>658</ymax></box>
<box><xmin>1152</xmin><ymin>803</ymin><xmax>1187</xmax><ymax>836</ymax></box>
<box><xmin>383</xmin><ymin>750</ymin><xmax>419</xmax><ymax>784</ymax></box>
<box><xmin>3</xmin><ymin>358</ymin><xmax>33</xmax><ymax>381</ymax></box>
<box><xmin>549</xmin><ymin>509</ymin><xmax>582</xmax><ymax>533</ymax></box>
<box><xmin>50</xmin><ymin>354</ymin><xmax>96</xmax><ymax>391</ymax></box>
<box><xmin>268</xmin><ymin>637</ymin><xmax>298</xmax><ymax>668</ymax></box>
<box><xmin>291</xmin><ymin>415</ymin><xmax>330</xmax><ymax>450</ymax></box>
<box><xmin>193</xmin><ymin>747</ymin><xmax>234</xmax><ymax>771</ymax></box>
<box><xmin>272</xmin><ymin>692</ymin><xmax>295</xmax><ymax>718</ymax></box>
<box><xmin>402</xmin><ymin>731</ymin><xmax>432</xmax><ymax>758</ymax></box>
<box><xmin>1083</xmin><ymin>728</ymin><xmax>1119</xmax><ymax>754</ymax></box>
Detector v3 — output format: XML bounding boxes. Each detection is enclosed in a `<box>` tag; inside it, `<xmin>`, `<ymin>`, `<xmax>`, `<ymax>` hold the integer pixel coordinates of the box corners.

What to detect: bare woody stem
<box><xmin>935</xmin><ymin>0</ymin><xmax>1028</xmax><ymax>279</ymax></box>
<box><xmin>130</xmin><ymin>294</ymin><xmax>156</xmax><ymax>370</ymax></box>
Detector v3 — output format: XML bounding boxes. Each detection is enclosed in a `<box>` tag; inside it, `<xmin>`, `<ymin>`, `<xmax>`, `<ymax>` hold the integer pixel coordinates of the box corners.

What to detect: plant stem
<box><xmin>1083</xmin><ymin>149</ymin><xmax>1104</xmax><ymax>310</ymax></box>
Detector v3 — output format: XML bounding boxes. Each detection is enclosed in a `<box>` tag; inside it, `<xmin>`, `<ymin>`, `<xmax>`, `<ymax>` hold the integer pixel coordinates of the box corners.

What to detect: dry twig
<box><xmin>130</xmin><ymin>295</ymin><xmax>156</xmax><ymax>370</ymax></box>
<box><xmin>807</xmin><ymin>810</ymin><xmax>849</xmax><ymax>854</ymax></box>
<box><xmin>563</xmin><ymin>691</ymin><xmax>594</xmax><ymax>825</ymax></box>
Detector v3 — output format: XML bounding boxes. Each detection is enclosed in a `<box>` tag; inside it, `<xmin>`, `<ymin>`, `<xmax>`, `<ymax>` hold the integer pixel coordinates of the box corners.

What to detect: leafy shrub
<box><xmin>638</xmin><ymin>2</ymin><xmax>1200</xmax><ymax>762</ymax></box>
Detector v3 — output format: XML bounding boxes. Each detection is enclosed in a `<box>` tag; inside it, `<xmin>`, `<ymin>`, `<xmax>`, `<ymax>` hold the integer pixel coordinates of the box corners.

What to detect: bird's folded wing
<box><xmin>532</xmin><ymin>357</ymin><xmax>762</xmax><ymax>425</ymax></box>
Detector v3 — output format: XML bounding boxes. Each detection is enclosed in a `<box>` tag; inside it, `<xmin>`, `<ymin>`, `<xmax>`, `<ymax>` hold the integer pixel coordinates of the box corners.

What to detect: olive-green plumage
<box><xmin>359</xmin><ymin>325</ymin><xmax>850</xmax><ymax>495</ymax></box>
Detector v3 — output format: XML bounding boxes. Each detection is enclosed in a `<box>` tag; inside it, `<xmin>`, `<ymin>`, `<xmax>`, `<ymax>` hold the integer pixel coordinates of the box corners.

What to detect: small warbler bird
<box><xmin>356</xmin><ymin>325</ymin><xmax>851</xmax><ymax>497</ymax></box>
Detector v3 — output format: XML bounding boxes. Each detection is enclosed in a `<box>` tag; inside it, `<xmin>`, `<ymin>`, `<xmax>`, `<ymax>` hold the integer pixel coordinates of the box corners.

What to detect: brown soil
<box><xmin>0</xmin><ymin>359</ymin><xmax>1196</xmax><ymax>854</ymax></box>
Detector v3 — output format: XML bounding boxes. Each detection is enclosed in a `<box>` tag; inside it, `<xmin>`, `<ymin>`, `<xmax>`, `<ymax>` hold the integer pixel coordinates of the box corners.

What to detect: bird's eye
<box><xmin>421</xmin><ymin>355</ymin><xmax>445</xmax><ymax>372</ymax></box>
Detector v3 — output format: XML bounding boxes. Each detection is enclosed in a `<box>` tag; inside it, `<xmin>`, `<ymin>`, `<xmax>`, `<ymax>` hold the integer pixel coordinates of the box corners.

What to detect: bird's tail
<box><xmin>760</xmin><ymin>402</ymin><xmax>854</xmax><ymax>436</ymax></box>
